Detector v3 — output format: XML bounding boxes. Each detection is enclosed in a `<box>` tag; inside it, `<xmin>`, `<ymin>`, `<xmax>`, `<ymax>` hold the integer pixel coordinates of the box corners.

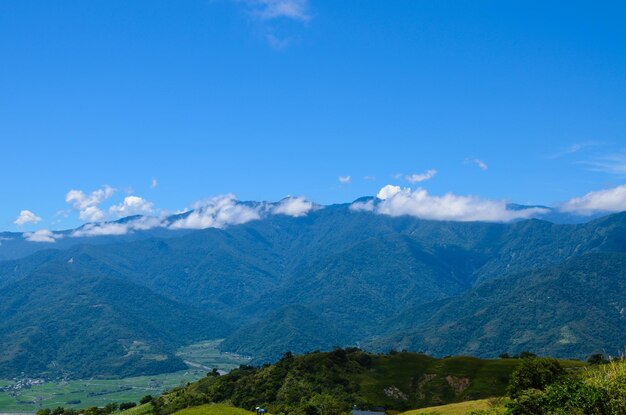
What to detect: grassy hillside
<box><xmin>153</xmin><ymin>349</ymin><xmax>584</xmax><ymax>414</ymax></box>
<box><xmin>399</xmin><ymin>399</ymin><xmax>492</xmax><ymax>415</ymax></box>
<box><xmin>171</xmin><ymin>404</ymin><xmax>253</xmax><ymax>415</ymax></box>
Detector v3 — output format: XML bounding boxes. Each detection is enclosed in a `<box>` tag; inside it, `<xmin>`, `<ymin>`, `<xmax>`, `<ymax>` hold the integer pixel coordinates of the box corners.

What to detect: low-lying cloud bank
<box><xmin>350</xmin><ymin>185</ymin><xmax>549</xmax><ymax>222</ymax></box>
<box><xmin>559</xmin><ymin>185</ymin><xmax>626</xmax><ymax>216</ymax></box>
<box><xmin>349</xmin><ymin>183</ymin><xmax>626</xmax><ymax>222</ymax></box>
<box><xmin>23</xmin><ymin>195</ymin><xmax>318</xmax><ymax>242</ymax></box>
<box><xmin>18</xmin><ymin>183</ymin><xmax>626</xmax><ymax>243</ymax></box>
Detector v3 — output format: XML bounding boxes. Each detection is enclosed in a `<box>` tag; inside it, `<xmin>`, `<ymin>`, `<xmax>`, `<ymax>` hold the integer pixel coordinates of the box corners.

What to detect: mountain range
<box><xmin>0</xmin><ymin>198</ymin><xmax>625</xmax><ymax>378</ymax></box>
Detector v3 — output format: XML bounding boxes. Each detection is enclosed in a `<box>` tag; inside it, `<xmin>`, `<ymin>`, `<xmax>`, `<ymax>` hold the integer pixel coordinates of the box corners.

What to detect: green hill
<box><xmin>371</xmin><ymin>252</ymin><xmax>626</xmax><ymax>359</ymax></box>
<box><xmin>0</xmin><ymin>257</ymin><xmax>231</xmax><ymax>378</ymax></box>
<box><xmin>155</xmin><ymin>349</ymin><xmax>584</xmax><ymax>414</ymax></box>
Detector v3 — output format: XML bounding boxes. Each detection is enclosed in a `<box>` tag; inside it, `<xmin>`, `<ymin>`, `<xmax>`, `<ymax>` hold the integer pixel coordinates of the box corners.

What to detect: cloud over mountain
<box><xmin>272</xmin><ymin>196</ymin><xmax>315</xmax><ymax>217</ymax></box>
<box><xmin>109</xmin><ymin>196</ymin><xmax>154</xmax><ymax>217</ymax></box>
<box><xmin>352</xmin><ymin>185</ymin><xmax>549</xmax><ymax>222</ymax></box>
<box><xmin>560</xmin><ymin>184</ymin><xmax>626</xmax><ymax>215</ymax></box>
<box><xmin>170</xmin><ymin>195</ymin><xmax>262</xmax><ymax>230</ymax></box>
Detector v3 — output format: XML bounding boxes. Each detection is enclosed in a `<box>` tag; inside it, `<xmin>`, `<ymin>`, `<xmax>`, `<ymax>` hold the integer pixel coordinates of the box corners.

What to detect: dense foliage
<box><xmin>472</xmin><ymin>357</ymin><xmax>626</xmax><ymax>415</ymax></box>
<box><xmin>137</xmin><ymin>349</ymin><xmax>545</xmax><ymax>415</ymax></box>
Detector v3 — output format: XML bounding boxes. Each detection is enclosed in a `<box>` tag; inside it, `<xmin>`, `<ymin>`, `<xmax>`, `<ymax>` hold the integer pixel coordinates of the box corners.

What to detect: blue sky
<box><xmin>1</xmin><ymin>0</ymin><xmax>626</xmax><ymax>231</ymax></box>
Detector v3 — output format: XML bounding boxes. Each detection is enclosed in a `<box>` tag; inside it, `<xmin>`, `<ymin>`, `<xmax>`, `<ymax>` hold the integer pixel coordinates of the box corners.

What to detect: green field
<box><xmin>172</xmin><ymin>404</ymin><xmax>254</xmax><ymax>415</ymax></box>
<box><xmin>175</xmin><ymin>340</ymin><xmax>250</xmax><ymax>372</ymax></box>
<box><xmin>0</xmin><ymin>340</ymin><xmax>251</xmax><ymax>412</ymax></box>
<box><xmin>399</xmin><ymin>399</ymin><xmax>493</xmax><ymax>415</ymax></box>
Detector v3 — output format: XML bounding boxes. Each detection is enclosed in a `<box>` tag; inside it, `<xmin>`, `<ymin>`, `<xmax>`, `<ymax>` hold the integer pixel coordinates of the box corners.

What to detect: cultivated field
<box><xmin>0</xmin><ymin>340</ymin><xmax>250</xmax><ymax>412</ymax></box>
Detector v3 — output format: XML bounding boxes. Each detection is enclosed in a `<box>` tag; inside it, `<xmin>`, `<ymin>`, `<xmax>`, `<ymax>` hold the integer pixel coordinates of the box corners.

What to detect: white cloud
<box><xmin>406</xmin><ymin>169</ymin><xmax>437</xmax><ymax>184</ymax></box>
<box><xmin>23</xmin><ymin>229</ymin><xmax>59</xmax><ymax>243</ymax></box>
<box><xmin>248</xmin><ymin>0</ymin><xmax>311</xmax><ymax>21</ymax></box>
<box><xmin>560</xmin><ymin>185</ymin><xmax>626</xmax><ymax>215</ymax></box>
<box><xmin>349</xmin><ymin>199</ymin><xmax>375</xmax><ymax>212</ymax></box>
<box><xmin>66</xmin><ymin>185</ymin><xmax>115</xmax><ymax>222</ymax></box>
<box><xmin>14</xmin><ymin>210</ymin><xmax>42</xmax><ymax>226</ymax></box>
<box><xmin>109</xmin><ymin>196</ymin><xmax>154</xmax><ymax>217</ymax></box>
<box><xmin>150</xmin><ymin>179</ymin><xmax>158</xmax><ymax>189</ymax></box>
<box><xmin>272</xmin><ymin>196</ymin><xmax>315</xmax><ymax>217</ymax></box>
<box><xmin>170</xmin><ymin>194</ymin><xmax>262</xmax><ymax>230</ymax></box>
<box><xmin>377</xmin><ymin>185</ymin><xmax>402</xmax><ymax>200</ymax></box>
<box><xmin>466</xmin><ymin>158</ymin><xmax>489</xmax><ymax>171</ymax></box>
<box><xmin>338</xmin><ymin>176</ymin><xmax>352</xmax><ymax>184</ymax></box>
<box><xmin>71</xmin><ymin>216</ymin><xmax>163</xmax><ymax>238</ymax></box>
<box><xmin>363</xmin><ymin>175</ymin><xmax>376</xmax><ymax>181</ymax></box>
<box><xmin>66</xmin><ymin>185</ymin><xmax>115</xmax><ymax>210</ymax></box>
<box><xmin>79</xmin><ymin>206</ymin><xmax>106</xmax><ymax>222</ymax></box>
<box><xmin>361</xmin><ymin>185</ymin><xmax>549</xmax><ymax>222</ymax></box>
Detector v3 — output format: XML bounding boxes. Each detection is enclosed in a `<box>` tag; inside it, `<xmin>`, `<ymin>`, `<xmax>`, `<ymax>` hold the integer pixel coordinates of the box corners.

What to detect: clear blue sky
<box><xmin>1</xmin><ymin>0</ymin><xmax>625</xmax><ymax>230</ymax></box>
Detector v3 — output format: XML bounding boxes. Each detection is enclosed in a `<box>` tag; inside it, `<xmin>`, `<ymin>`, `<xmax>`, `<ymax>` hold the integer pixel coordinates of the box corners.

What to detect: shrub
<box><xmin>507</xmin><ymin>358</ymin><xmax>565</xmax><ymax>399</ymax></box>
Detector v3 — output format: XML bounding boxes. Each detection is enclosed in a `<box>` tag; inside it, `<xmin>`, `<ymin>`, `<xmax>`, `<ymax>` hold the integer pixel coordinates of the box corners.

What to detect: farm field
<box><xmin>0</xmin><ymin>340</ymin><xmax>250</xmax><ymax>412</ymax></box>
<box><xmin>171</xmin><ymin>404</ymin><xmax>255</xmax><ymax>415</ymax></box>
<box><xmin>175</xmin><ymin>340</ymin><xmax>251</xmax><ymax>372</ymax></box>
<box><xmin>399</xmin><ymin>399</ymin><xmax>493</xmax><ymax>415</ymax></box>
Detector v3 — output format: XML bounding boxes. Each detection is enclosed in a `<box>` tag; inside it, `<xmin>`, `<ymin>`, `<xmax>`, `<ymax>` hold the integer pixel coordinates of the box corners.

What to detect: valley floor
<box><xmin>0</xmin><ymin>341</ymin><xmax>250</xmax><ymax>412</ymax></box>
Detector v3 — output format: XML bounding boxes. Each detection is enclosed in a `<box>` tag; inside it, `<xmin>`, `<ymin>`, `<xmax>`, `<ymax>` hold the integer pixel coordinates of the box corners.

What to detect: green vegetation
<box><xmin>0</xmin><ymin>341</ymin><xmax>249</xmax><ymax>412</ymax></box>
<box><xmin>119</xmin><ymin>403</ymin><xmax>153</xmax><ymax>415</ymax></box>
<box><xmin>0</xmin><ymin>371</ymin><xmax>200</xmax><ymax>412</ymax></box>
<box><xmin>3</xmin><ymin>208</ymin><xmax>626</xmax><ymax>378</ymax></box>
<box><xmin>143</xmin><ymin>349</ymin><xmax>584</xmax><ymax>415</ymax></box>
<box><xmin>171</xmin><ymin>404</ymin><xmax>254</xmax><ymax>415</ymax></box>
<box><xmin>399</xmin><ymin>399</ymin><xmax>493</xmax><ymax>415</ymax></box>
<box><xmin>469</xmin><ymin>357</ymin><xmax>626</xmax><ymax>414</ymax></box>
<box><xmin>175</xmin><ymin>340</ymin><xmax>250</xmax><ymax>372</ymax></box>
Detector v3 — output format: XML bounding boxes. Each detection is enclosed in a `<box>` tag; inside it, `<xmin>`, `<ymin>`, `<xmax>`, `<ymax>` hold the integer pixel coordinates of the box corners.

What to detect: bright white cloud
<box><xmin>109</xmin><ymin>196</ymin><xmax>154</xmax><ymax>217</ymax></box>
<box><xmin>170</xmin><ymin>194</ymin><xmax>262</xmax><ymax>230</ymax></box>
<box><xmin>338</xmin><ymin>176</ymin><xmax>352</xmax><ymax>184</ymax></box>
<box><xmin>377</xmin><ymin>185</ymin><xmax>402</xmax><ymax>200</ymax></box>
<box><xmin>66</xmin><ymin>185</ymin><xmax>115</xmax><ymax>222</ymax></box>
<box><xmin>23</xmin><ymin>229</ymin><xmax>59</xmax><ymax>243</ymax></box>
<box><xmin>249</xmin><ymin>0</ymin><xmax>311</xmax><ymax>21</ymax></box>
<box><xmin>14</xmin><ymin>210</ymin><xmax>42</xmax><ymax>226</ymax></box>
<box><xmin>66</xmin><ymin>186</ymin><xmax>115</xmax><ymax>210</ymax></box>
<box><xmin>406</xmin><ymin>169</ymin><xmax>437</xmax><ymax>184</ymax></box>
<box><xmin>79</xmin><ymin>206</ymin><xmax>106</xmax><ymax>222</ymax></box>
<box><xmin>272</xmin><ymin>196</ymin><xmax>315</xmax><ymax>217</ymax></box>
<box><xmin>363</xmin><ymin>185</ymin><xmax>549</xmax><ymax>222</ymax></box>
<box><xmin>560</xmin><ymin>185</ymin><xmax>626</xmax><ymax>215</ymax></box>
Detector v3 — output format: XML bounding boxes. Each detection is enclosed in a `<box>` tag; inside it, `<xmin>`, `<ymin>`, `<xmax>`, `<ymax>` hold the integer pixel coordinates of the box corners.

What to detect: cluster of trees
<box><xmin>35</xmin><ymin>396</ymin><xmax>154</xmax><ymax>415</ymax></box>
<box><xmin>472</xmin><ymin>354</ymin><xmax>626</xmax><ymax>415</ymax></box>
<box><xmin>151</xmin><ymin>348</ymin><xmax>371</xmax><ymax>415</ymax></box>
